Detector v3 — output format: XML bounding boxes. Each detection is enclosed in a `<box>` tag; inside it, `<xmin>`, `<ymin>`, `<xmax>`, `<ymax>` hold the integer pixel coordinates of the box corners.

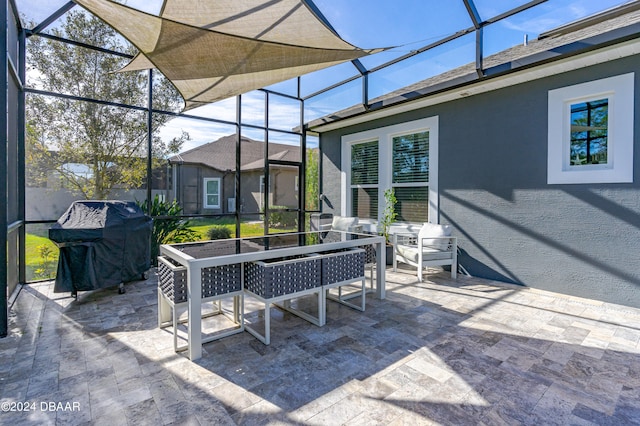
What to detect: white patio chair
<box><xmin>321</xmin><ymin>215</ymin><xmax>362</xmax><ymax>232</ymax></box>
<box><xmin>392</xmin><ymin>223</ymin><xmax>457</xmax><ymax>281</ymax></box>
<box><xmin>309</xmin><ymin>213</ymin><xmax>333</xmax><ymax>231</ymax></box>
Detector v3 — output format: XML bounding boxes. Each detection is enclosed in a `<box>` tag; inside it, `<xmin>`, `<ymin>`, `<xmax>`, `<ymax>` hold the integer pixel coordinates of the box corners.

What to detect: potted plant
<box><xmin>380</xmin><ymin>188</ymin><xmax>397</xmax><ymax>264</ymax></box>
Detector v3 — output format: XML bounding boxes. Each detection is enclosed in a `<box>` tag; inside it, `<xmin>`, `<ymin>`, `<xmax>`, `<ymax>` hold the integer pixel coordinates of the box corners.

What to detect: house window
<box><xmin>548</xmin><ymin>73</ymin><xmax>634</xmax><ymax>184</ymax></box>
<box><xmin>392</xmin><ymin>131</ymin><xmax>429</xmax><ymax>222</ymax></box>
<box><xmin>342</xmin><ymin>116</ymin><xmax>439</xmax><ymax>226</ymax></box>
<box><xmin>350</xmin><ymin>140</ymin><xmax>379</xmax><ymax>219</ymax></box>
<box><xmin>203</xmin><ymin>178</ymin><xmax>221</xmax><ymax>209</ymax></box>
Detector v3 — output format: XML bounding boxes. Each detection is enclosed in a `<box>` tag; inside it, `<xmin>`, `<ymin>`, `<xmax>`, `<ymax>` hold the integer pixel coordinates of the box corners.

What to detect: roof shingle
<box><xmin>169</xmin><ymin>134</ymin><xmax>301</xmax><ymax>171</ymax></box>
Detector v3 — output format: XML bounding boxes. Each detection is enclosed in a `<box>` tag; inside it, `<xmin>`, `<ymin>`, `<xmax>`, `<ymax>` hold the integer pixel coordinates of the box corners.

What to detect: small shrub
<box><xmin>35</xmin><ymin>244</ymin><xmax>55</xmax><ymax>279</ymax></box>
<box><xmin>206</xmin><ymin>225</ymin><xmax>232</xmax><ymax>240</ymax></box>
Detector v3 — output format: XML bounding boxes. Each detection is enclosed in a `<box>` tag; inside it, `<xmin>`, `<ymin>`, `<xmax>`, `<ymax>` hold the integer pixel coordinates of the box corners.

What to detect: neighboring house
<box><xmin>169</xmin><ymin>135</ymin><xmax>300</xmax><ymax>215</ymax></box>
<box><xmin>308</xmin><ymin>4</ymin><xmax>640</xmax><ymax>308</ymax></box>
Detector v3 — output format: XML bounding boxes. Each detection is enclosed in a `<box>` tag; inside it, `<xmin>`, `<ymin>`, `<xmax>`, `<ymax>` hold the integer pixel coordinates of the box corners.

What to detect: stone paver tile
<box><xmin>123</xmin><ymin>397</ymin><xmax>163</xmax><ymax>426</ymax></box>
<box><xmin>543</xmin><ymin>342</ymin><xmax>576</xmax><ymax>365</ymax></box>
<box><xmin>91</xmin><ymin>407</ymin><xmax>128</xmax><ymax>426</ymax></box>
<box><xmin>3</xmin><ymin>272</ymin><xmax>640</xmax><ymax>425</ymax></box>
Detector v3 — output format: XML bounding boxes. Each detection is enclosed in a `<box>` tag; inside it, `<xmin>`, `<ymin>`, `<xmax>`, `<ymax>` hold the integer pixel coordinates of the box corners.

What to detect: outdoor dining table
<box><xmin>159</xmin><ymin>230</ymin><xmax>386</xmax><ymax>360</ymax></box>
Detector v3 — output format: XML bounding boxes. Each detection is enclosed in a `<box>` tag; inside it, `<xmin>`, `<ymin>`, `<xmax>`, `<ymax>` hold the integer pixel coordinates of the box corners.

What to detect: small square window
<box><xmin>547</xmin><ymin>73</ymin><xmax>634</xmax><ymax>184</ymax></box>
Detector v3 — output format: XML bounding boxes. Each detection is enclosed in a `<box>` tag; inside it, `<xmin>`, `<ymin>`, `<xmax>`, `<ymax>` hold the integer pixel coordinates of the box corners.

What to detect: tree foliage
<box><xmin>380</xmin><ymin>188</ymin><xmax>397</xmax><ymax>244</ymax></box>
<box><xmin>305</xmin><ymin>147</ymin><xmax>319</xmax><ymax>210</ymax></box>
<box><xmin>26</xmin><ymin>11</ymin><xmax>188</xmax><ymax>199</ymax></box>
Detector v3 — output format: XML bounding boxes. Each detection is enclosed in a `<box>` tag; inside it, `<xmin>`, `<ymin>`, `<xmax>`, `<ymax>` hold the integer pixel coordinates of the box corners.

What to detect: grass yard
<box><xmin>24</xmin><ymin>217</ymin><xmax>295</xmax><ymax>281</ymax></box>
<box><xmin>187</xmin><ymin>216</ymin><xmax>297</xmax><ymax>238</ymax></box>
<box><xmin>26</xmin><ymin>232</ymin><xmax>59</xmax><ymax>281</ymax></box>
<box><xmin>187</xmin><ymin>217</ymin><xmax>267</xmax><ymax>239</ymax></box>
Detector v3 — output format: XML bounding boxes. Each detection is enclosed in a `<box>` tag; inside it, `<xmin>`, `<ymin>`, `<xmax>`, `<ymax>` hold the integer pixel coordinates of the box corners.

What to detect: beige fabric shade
<box><xmin>73</xmin><ymin>0</ymin><xmax>382</xmax><ymax>110</ymax></box>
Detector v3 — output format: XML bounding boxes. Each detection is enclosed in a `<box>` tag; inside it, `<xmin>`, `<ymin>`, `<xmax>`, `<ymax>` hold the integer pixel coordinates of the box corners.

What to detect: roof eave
<box><xmin>306</xmin><ymin>21</ymin><xmax>640</xmax><ymax>133</ymax></box>
<box><xmin>167</xmin><ymin>159</ymin><xmax>232</xmax><ymax>172</ymax></box>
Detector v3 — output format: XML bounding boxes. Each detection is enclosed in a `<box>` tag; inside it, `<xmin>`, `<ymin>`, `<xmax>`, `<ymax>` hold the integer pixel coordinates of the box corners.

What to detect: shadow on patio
<box><xmin>1</xmin><ymin>267</ymin><xmax>639</xmax><ymax>425</ymax></box>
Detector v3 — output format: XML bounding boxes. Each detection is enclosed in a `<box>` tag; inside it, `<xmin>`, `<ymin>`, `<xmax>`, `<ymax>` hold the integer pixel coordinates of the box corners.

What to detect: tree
<box><xmin>26</xmin><ymin>10</ymin><xmax>188</xmax><ymax>199</ymax></box>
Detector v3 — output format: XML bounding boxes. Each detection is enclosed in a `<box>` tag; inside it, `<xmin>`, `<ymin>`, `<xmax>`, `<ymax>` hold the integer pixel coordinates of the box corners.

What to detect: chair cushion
<box><xmin>332</xmin><ymin>216</ymin><xmax>359</xmax><ymax>231</ymax></box>
<box><xmin>396</xmin><ymin>245</ymin><xmax>454</xmax><ymax>263</ymax></box>
<box><xmin>419</xmin><ymin>223</ymin><xmax>452</xmax><ymax>251</ymax></box>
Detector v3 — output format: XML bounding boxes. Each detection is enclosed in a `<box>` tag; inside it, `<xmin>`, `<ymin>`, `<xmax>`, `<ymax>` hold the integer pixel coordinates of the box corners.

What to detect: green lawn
<box><xmin>187</xmin><ymin>217</ymin><xmax>296</xmax><ymax>238</ymax></box>
<box><xmin>26</xmin><ymin>233</ymin><xmax>59</xmax><ymax>281</ymax></box>
<box><xmin>25</xmin><ymin>217</ymin><xmax>295</xmax><ymax>281</ymax></box>
<box><xmin>187</xmin><ymin>217</ymin><xmax>267</xmax><ymax>239</ymax></box>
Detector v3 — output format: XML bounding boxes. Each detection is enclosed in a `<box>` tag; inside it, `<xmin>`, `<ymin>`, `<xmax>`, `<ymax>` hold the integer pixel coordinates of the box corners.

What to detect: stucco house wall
<box><xmin>319</xmin><ymin>55</ymin><xmax>640</xmax><ymax>308</ymax></box>
<box><xmin>174</xmin><ymin>164</ymin><xmax>232</xmax><ymax>215</ymax></box>
<box><xmin>241</xmin><ymin>168</ymin><xmax>299</xmax><ymax>213</ymax></box>
<box><xmin>240</xmin><ymin>171</ymin><xmax>261</xmax><ymax>213</ymax></box>
<box><xmin>174</xmin><ymin>166</ymin><xmax>299</xmax><ymax>215</ymax></box>
<box><xmin>170</xmin><ymin>135</ymin><xmax>301</xmax><ymax>215</ymax></box>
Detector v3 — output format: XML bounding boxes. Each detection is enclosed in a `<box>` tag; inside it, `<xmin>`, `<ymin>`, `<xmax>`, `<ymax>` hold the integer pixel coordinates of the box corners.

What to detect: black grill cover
<box><xmin>49</xmin><ymin>200</ymin><xmax>153</xmax><ymax>293</ymax></box>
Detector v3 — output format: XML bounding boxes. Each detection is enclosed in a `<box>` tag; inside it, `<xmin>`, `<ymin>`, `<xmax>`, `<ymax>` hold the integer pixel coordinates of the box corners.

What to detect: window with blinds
<box><xmin>392</xmin><ymin>131</ymin><xmax>429</xmax><ymax>222</ymax></box>
<box><xmin>350</xmin><ymin>140</ymin><xmax>378</xmax><ymax>219</ymax></box>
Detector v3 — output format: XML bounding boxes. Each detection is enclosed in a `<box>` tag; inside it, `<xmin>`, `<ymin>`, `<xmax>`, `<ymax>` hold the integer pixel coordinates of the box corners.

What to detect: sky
<box><xmin>17</xmin><ymin>0</ymin><xmax>634</xmax><ymax>151</ymax></box>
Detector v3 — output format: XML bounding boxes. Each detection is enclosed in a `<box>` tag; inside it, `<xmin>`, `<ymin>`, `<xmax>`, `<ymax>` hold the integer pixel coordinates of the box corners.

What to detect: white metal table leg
<box><xmin>187</xmin><ymin>265</ymin><xmax>202</xmax><ymax>360</ymax></box>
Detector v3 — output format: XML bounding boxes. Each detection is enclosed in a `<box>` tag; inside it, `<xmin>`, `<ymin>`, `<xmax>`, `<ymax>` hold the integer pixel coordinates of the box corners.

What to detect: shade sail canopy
<box><xmin>73</xmin><ymin>0</ymin><xmax>382</xmax><ymax>110</ymax></box>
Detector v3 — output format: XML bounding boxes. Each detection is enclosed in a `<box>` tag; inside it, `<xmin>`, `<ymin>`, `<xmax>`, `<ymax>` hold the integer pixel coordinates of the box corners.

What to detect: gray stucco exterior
<box><xmin>319</xmin><ymin>55</ymin><xmax>640</xmax><ymax>308</ymax></box>
<box><xmin>170</xmin><ymin>135</ymin><xmax>301</xmax><ymax>215</ymax></box>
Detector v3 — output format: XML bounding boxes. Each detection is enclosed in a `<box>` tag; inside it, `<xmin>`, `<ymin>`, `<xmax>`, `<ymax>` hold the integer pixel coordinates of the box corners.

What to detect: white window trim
<box><xmin>341</xmin><ymin>116</ymin><xmax>439</xmax><ymax>228</ymax></box>
<box><xmin>547</xmin><ymin>73</ymin><xmax>634</xmax><ymax>184</ymax></box>
<box><xmin>203</xmin><ymin>177</ymin><xmax>221</xmax><ymax>209</ymax></box>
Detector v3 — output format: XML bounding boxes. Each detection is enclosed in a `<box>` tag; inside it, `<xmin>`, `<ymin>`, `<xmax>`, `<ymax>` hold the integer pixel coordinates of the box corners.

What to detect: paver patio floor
<box><xmin>1</xmin><ymin>267</ymin><xmax>639</xmax><ymax>425</ymax></box>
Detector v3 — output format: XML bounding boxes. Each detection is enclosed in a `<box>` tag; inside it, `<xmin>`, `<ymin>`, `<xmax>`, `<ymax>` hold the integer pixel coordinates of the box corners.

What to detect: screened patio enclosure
<box><xmin>2</xmin><ymin>0</ymin><xmax>634</xmax><ymax>336</ymax></box>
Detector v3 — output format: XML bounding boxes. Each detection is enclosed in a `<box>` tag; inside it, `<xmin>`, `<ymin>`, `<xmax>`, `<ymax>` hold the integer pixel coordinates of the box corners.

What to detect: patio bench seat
<box><xmin>395</xmin><ymin>245</ymin><xmax>454</xmax><ymax>263</ymax></box>
<box><xmin>321</xmin><ymin>248</ymin><xmax>366</xmax><ymax>313</ymax></box>
<box><xmin>157</xmin><ymin>256</ymin><xmax>244</xmax><ymax>352</ymax></box>
<box><xmin>244</xmin><ymin>254</ymin><xmax>323</xmax><ymax>345</ymax></box>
